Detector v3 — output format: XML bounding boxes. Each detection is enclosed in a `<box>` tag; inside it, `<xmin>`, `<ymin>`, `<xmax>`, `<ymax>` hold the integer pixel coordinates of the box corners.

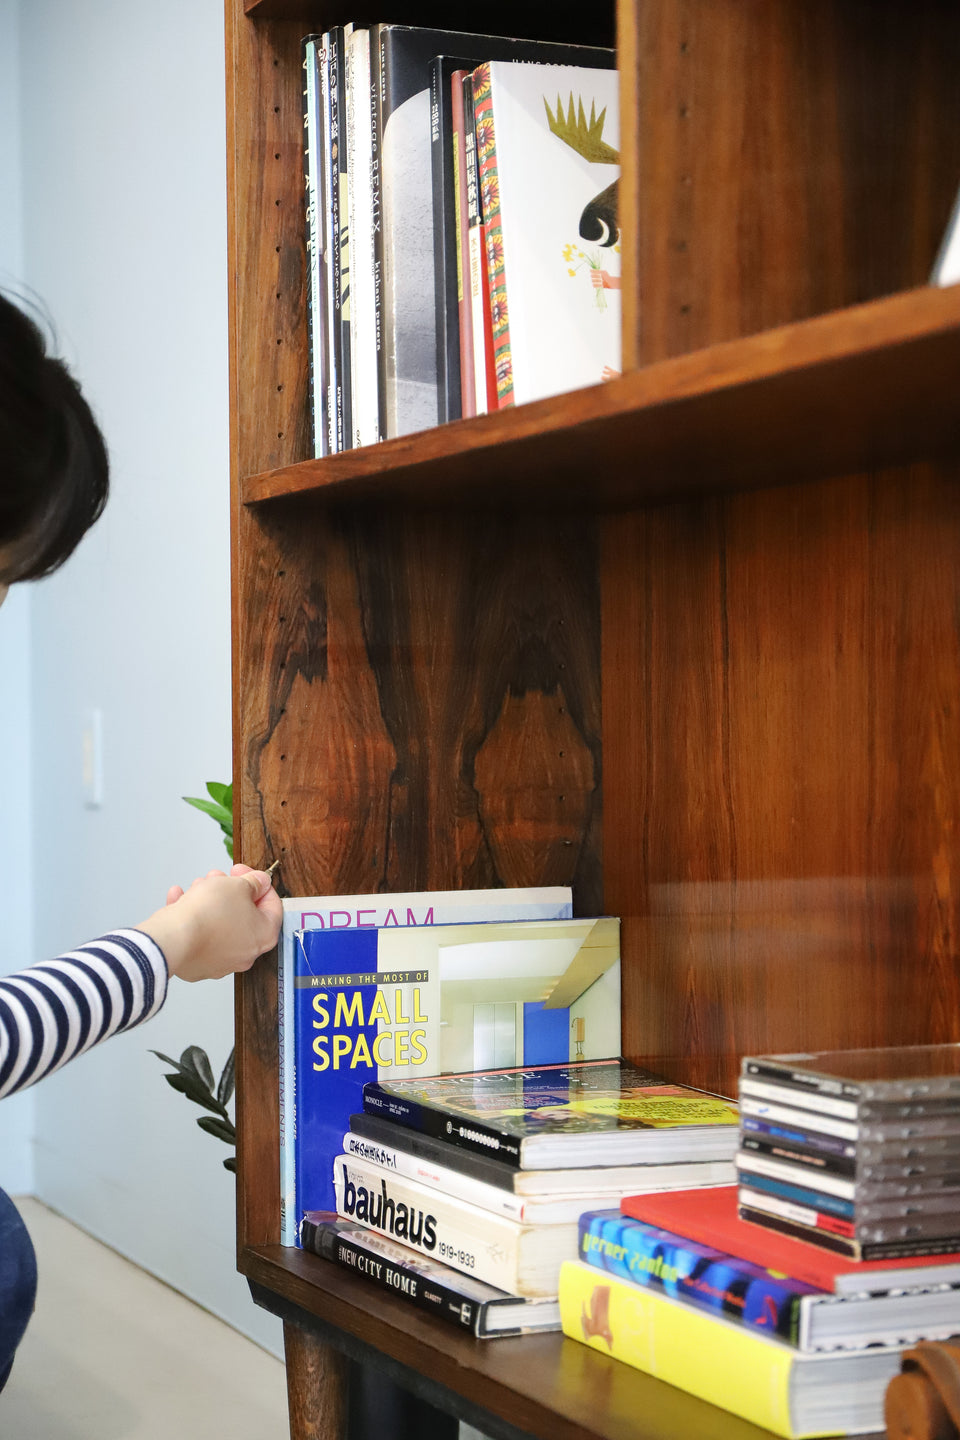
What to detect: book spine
<box><xmin>363</xmin><ymin>1082</ymin><xmax>523</xmax><ymax>1165</ymax></box>
<box><xmin>334</xmin><ymin>1154</ymin><xmax>530</xmax><ymax>1292</ymax></box>
<box><xmin>452</xmin><ymin>69</ymin><xmax>475</xmax><ymax>419</ymax></box>
<box><xmin>472</xmin><ymin>64</ymin><xmax>514</xmax><ymax>409</ymax></box>
<box><xmin>279</xmin><ymin>914</ymin><xmax>298</xmax><ymax>1246</ymax></box>
<box><xmin>577</xmin><ymin>1211</ymin><xmax>808</xmax><ymax>1348</ymax></box>
<box><xmin>346</xmin><ymin>29</ymin><xmax>378</xmax><ymax>448</ymax></box>
<box><xmin>302</xmin><ymin>38</ymin><xmax>328</xmax><ymax>458</ymax></box>
<box><xmin>342</xmin><ymin>1131</ymin><xmax>528</xmax><ymax>1220</ymax></box>
<box><xmin>300</xmin><ymin>1218</ymin><xmax>485</xmax><ymax>1335</ymax></box>
<box><xmin>430</xmin><ymin>57</ymin><xmax>459</xmax><ymax>425</ymax></box>
<box><xmin>462</xmin><ymin>76</ymin><xmax>487</xmax><ymax>415</ymax></box>
<box><xmin>334</xmin><ymin>26</ymin><xmax>353</xmax><ymax>448</ymax></box>
<box><xmin>318</xmin><ymin>36</ymin><xmax>337</xmax><ymax>455</ymax></box>
<box><xmin>349</xmin><ymin>1111</ymin><xmax>519</xmax><ymax>1190</ymax></box>
<box><xmin>558</xmin><ymin>1260</ymin><xmax>802</xmax><ymax>1438</ymax></box>
<box><xmin>370</xmin><ymin>25</ymin><xmax>386</xmax><ymax>442</ymax></box>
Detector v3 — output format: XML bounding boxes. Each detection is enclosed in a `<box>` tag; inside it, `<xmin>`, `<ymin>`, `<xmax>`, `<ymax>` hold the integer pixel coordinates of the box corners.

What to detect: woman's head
<box><xmin>0</xmin><ymin>292</ymin><xmax>108</xmax><ymax>587</ymax></box>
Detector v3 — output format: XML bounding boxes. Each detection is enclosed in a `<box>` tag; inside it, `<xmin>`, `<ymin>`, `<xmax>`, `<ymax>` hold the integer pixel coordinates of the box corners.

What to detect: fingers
<box><xmin>230</xmin><ymin>863</ymin><xmax>254</xmax><ymax>876</ymax></box>
<box><xmin>166</xmin><ymin>885</ymin><xmax>185</xmax><ymax>906</ymax></box>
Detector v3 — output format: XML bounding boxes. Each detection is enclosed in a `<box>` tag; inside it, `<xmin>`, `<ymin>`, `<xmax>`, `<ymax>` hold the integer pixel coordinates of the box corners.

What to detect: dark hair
<box><xmin>0</xmin><ymin>291</ymin><xmax>109</xmax><ymax>584</ymax></box>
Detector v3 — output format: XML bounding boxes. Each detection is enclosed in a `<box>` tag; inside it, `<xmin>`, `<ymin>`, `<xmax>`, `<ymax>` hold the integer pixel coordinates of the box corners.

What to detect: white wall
<box><xmin>14</xmin><ymin>0</ymin><xmax>282</xmax><ymax>1355</ymax></box>
<box><xmin>0</xmin><ymin>0</ymin><xmax>35</xmax><ymax>1200</ymax></box>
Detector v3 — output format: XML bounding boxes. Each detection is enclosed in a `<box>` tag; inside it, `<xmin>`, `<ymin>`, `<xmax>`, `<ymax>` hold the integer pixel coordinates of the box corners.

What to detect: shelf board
<box><xmin>241</xmin><ymin>1244</ymin><xmax>790</xmax><ymax>1440</ymax></box>
<box><xmin>242</xmin><ymin>285</ymin><xmax>960</xmax><ymax>510</ymax></box>
<box><xmin>242</xmin><ymin>0</ymin><xmax>616</xmax><ymax>46</ymax></box>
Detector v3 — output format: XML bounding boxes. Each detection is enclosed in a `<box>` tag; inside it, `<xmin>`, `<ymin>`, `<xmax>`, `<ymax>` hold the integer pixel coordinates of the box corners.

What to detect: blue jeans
<box><xmin>0</xmin><ymin>1188</ymin><xmax>36</xmax><ymax>1392</ymax></box>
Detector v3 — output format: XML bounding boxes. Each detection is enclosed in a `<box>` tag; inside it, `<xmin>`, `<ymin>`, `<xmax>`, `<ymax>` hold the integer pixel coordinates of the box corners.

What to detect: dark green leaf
<box><xmin>223</xmin><ymin>1156</ymin><xmax>237</xmax><ymax>1173</ymax></box>
<box><xmin>162</xmin><ymin>1073</ymin><xmax>192</xmax><ymax>1097</ymax></box>
<box><xmin>217</xmin><ymin>1047</ymin><xmax>235</xmax><ymax>1108</ymax></box>
<box><xmin>180</xmin><ymin>1046</ymin><xmax>215</xmax><ymax>1093</ymax></box>
<box><xmin>197</xmin><ymin>1115</ymin><xmax>237</xmax><ymax>1145</ymax></box>
<box><xmin>150</xmin><ymin>1050</ymin><xmax>181</xmax><ymax>1070</ymax></box>
<box><xmin>205</xmin><ymin>781</ymin><xmax>233</xmax><ymax>807</ymax></box>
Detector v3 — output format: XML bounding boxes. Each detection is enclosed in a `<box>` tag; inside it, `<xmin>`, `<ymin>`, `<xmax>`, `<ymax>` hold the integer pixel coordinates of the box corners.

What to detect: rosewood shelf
<box><xmin>240</xmin><ymin>1244</ymin><xmax>806</xmax><ymax>1440</ymax></box>
<box><xmin>240</xmin><ymin>285</ymin><xmax>960</xmax><ymax>512</ymax></box>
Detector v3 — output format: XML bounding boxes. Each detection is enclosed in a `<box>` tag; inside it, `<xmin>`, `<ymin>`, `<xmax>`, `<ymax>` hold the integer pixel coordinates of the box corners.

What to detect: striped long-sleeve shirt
<box><xmin>0</xmin><ymin>930</ymin><xmax>169</xmax><ymax>1099</ymax></box>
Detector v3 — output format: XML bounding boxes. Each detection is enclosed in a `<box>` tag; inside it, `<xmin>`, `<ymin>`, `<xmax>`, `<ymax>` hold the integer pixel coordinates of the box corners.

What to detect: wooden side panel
<box><xmin>603</xmin><ymin>462</ymin><xmax>960</xmax><ymax>1097</ymax></box>
<box><xmin>235</xmin><ymin>505</ymin><xmax>602</xmax><ymax>1245</ymax></box>
<box><xmin>620</xmin><ymin>0</ymin><xmax>960</xmax><ymax>368</ymax></box>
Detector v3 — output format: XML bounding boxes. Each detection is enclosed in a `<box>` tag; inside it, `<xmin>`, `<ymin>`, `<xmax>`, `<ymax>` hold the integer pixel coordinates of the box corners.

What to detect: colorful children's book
<box><xmin>278</xmin><ymin>886</ymin><xmax>572</xmax><ymax>1245</ymax></box>
<box><xmin>363</xmin><ymin>1052</ymin><xmax>737</xmax><ymax>1171</ymax></box>
<box><xmin>467</xmin><ymin>60</ymin><xmax>621</xmax><ymax>408</ymax></box>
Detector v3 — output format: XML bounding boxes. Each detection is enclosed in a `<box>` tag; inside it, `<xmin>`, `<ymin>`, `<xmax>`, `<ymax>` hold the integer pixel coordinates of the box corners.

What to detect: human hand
<box><xmin>137</xmin><ymin>864</ymin><xmax>283</xmax><ymax>983</ymax></box>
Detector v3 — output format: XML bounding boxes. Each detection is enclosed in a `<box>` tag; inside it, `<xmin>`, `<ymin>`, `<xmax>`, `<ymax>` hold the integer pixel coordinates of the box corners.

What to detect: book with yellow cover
<box><xmin>557</xmin><ymin>1260</ymin><xmax>904</xmax><ymax>1438</ymax></box>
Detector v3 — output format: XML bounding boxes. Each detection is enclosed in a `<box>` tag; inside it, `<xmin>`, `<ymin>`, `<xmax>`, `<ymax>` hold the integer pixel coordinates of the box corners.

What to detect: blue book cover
<box><xmin>292</xmin><ymin>915</ymin><xmax>620</xmax><ymax>1235</ymax></box>
<box><xmin>578</xmin><ymin>1209</ymin><xmax>823</xmax><ymax>1347</ymax></box>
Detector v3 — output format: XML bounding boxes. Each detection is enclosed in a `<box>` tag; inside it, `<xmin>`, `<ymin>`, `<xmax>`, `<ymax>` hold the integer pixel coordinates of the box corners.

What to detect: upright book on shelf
<box><xmin>278</xmin><ymin>886</ymin><xmax>573</xmax><ymax>1245</ymax></box>
<box><xmin>286</xmin><ymin>906</ymin><xmax>619</xmax><ymax>1239</ymax></box>
<box><xmin>465</xmin><ymin>60</ymin><xmax>621</xmax><ymax>409</ymax></box>
<box><xmin>301</xmin><ymin>35</ymin><xmax>330</xmax><ymax>457</ymax></box>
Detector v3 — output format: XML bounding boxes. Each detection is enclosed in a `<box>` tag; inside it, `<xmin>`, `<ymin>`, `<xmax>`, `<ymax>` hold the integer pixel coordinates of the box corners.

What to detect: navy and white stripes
<box><xmin>0</xmin><ymin>930</ymin><xmax>168</xmax><ymax>1099</ymax></box>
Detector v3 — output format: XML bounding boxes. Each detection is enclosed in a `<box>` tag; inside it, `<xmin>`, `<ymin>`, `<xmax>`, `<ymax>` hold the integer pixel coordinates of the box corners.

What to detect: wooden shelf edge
<box><xmin>241</xmin><ymin>284</ymin><xmax>960</xmax><ymax>510</ymax></box>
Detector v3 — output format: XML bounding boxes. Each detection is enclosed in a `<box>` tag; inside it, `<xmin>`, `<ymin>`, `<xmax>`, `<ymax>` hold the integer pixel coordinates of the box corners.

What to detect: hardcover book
<box><xmin>278</xmin><ymin>885</ymin><xmax>572</xmax><ymax>1245</ymax></box>
<box><xmin>349</xmin><ymin>1108</ymin><xmax>736</xmax><ymax>1196</ymax></box>
<box><xmin>287</xmin><ymin>907</ymin><xmax>618</xmax><ymax>1237</ymax></box>
<box><xmin>363</xmin><ymin>1055</ymin><xmax>737</xmax><ymax>1170</ymax></box>
<box><xmin>467</xmin><ymin>60</ymin><xmax>621</xmax><ymax>409</ymax></box>
<box><xmin>333</xmin><ymin>1152</ymin><xmax>578</xmax><ymax>1295</ymax></box>
<box><xmin>619</xmin><ymin>1186</ymin><xmax>960</xmax><ymax>1293</ymax></box>
<box><xmin>301</xmin><ymin>1212</ymin><xmax>562</xmax><ymax>1336</ymax></box>
<box><xmin>558</xmin><ymin>1260</ymin><xmax>904</xmax><ymax>1439</ymax></box>
<box><xmin>577</xmin><ymin>1209</ymin><xmax>960</xmax><ymax>1351</ymax></box>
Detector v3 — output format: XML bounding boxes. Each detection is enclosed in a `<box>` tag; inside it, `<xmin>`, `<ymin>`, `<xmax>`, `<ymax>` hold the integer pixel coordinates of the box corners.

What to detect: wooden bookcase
<box><xmin>225</xmin><ymin>2</ymin><xmax>960</xmax><ymax>1437</ymax></box>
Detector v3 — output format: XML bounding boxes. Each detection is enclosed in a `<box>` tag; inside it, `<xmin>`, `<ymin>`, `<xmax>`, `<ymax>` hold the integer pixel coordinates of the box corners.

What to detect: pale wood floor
<box><xmin>0</xmin><ymin>1197</ymin><xmax>290</xmax><ymax>1439</ymax></box>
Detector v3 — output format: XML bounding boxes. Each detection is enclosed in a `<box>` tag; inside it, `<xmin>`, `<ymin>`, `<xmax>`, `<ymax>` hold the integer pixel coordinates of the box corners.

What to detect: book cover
<box><xmin>375</xmin><ymin>26</ymin><xmax>614</xmax><ymax>437</ymax></box>
<box><xmin>619</xmin><ymin>1186</ymin><xmax>960</xmax><ymax>1293</ymax></box>
<box><xmin>558</xmin><ymin>1260</ymin><xmax>904</xmax><ymax>1438</ymax></box>
<box><xmin>428</xmin><ymin>39</ymin><xmax>614</xmax><ymax>424</ymax></box>
<box><xmin>301</xmin><ymin>1212</ymin><xmax>562</xmax><ymax>1336</ymax></box>
<box><xmin>473</xmin><ymin>61</ymin><xmax>621</xmax><ymax>408</ymax></box>
<box><xmin>364</xmin><ymin>1051</ymin><xmax>738</xmax><ymax>1171</ymax></box>
<box><xmin>333</xmin><ymin>1152</ymin><xmax>577</xmax><ymax>1295</ymax></box>
<box><xmin>577</xmin><ymin>1208</ymin><xmax>960</xmax><ymax>1352</ymax></box>
<box><xmin>278</xmin><ymin>885</ymin><xmax>572</xmax><ymax>1245</ymax></box>
<box><xmin>302</xmin><ymin>36</ymin><xmax>330</xmax><ymax>458</ymax></box>
<box><xmin>349</xmin><ymin>1108</ymin><xmax>737</xmax><ymax>1195</ymax></box>
<box><xmin>289</xmin><ymin>905</ymin><xmax>613</xmax><ymax>1235</ymax></box>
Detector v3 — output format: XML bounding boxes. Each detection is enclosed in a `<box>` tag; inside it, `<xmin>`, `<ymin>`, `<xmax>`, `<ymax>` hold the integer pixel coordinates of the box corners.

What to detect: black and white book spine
<box><xmin>345</xmin><ymin>28</ymin><xmax>378</xmax><ymax>448</ymax></box>
<box><xmin>370</xmin><ymin>23</ymin><xmax>387</xmax><ymax>442</ymax></box>
<box><xmin>334</xmin><ymin>1153</ymin><xmax>547</xmax><ymax>1293</ymax></box>
<box><xmin>430</xmin><ymin>55</ymin><xmax>460</xmax><ymax>425</ymax></box>
<box><xmin>350</xmin><ymin>1110</ymin><xmax>520</xmax><ymax>1190</ymax></box>
<box><xmin>332</xmin><ymin>25</ymin><xmax>352</xmax><ymax>449</ymax></box>
<box><xmin>363</xmin><ymin>1081</ymin><xmax>523</xmax><ymax>1164</ymax></box>
<box><xmin>318</xmin><ymin>33</ymin><xmax>337</xmax><ymax>456</ymax></box>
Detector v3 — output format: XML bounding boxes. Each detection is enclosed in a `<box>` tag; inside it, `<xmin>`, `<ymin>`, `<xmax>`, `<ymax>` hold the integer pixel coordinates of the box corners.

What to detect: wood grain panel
<box><xmin>284</xmin><ymin>1322</ymin><xmax>348</xmax><ymax>1440</ymax></box>
<box><xmin>623</xmin><ymin>0</ymin><xmax>960</xmax><ymax>368</ymax></box>
<box><xmin>604</xmin><ymin>462</ymin><xmax>960</xmax><ymax>1097</ymax></box>
<box><xmin>234</xmin><ymin>503</ymin><xmax>602</xmax><ymax>1246</ymax></box>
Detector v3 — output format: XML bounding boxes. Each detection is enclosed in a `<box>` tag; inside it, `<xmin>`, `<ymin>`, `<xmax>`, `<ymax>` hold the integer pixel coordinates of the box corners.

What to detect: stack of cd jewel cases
<box><xmin>736</xmin><ymin>1044</ymin><xmax>960</xmax><ymax>1261</ymax></box>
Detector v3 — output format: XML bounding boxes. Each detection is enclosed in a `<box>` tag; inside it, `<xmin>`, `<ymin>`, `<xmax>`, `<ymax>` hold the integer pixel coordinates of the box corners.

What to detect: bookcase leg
<box><xmin>284</xmin><ymin>1321</ymin><xmax>348</xmax><ymax>1440</ymax></box>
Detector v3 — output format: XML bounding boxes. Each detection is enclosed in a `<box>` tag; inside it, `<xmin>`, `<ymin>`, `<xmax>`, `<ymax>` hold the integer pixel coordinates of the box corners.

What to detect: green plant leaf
<box><xmin>151</xmin><ymin>1050</ymin><xmax>224</xmax><ymax>1115</ymax></box>
<box><xmin>183</xmin><ymin>795</ymin><xmax>233</xmax><ymax>830</ymax></box>
<box><xmin>180</xmin><ymin>1046</ymin><xmax>215</xmax><ymax>1094</ymax></box>
<box><xmin>217</xmin><ymin>1047</ymin><xmax>236</xmax><ymax>1108</ymax></box>
<box><xmin>197</xmin><ymin>1115</ymin><xmax>237</xmax><ymax>1146</ymax></box>
<box><xmin>206</xmin><ymin>781</ymin><xmax>232</xmax><ymax>808</ymax></box>
<box><xmin>223</xmin><ymin>1156</ymin><xmax>237</xmax><ymax>1173</ymax></box>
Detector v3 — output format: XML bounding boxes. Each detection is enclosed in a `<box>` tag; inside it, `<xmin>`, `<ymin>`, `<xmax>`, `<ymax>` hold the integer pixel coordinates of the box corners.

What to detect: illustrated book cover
<box><xmin>301</xmin><ymin>1212</ymin><xmax>562</xmax><ymax>1336</ymax></box>
<box><xmin>467</xmin><ymin>59</ymin><xmax>621</xmax><ymax>409</ymax></box>
<box><xmin>363</xmin><ymin>1052</ymin><xmax>738</xmax><ymax>1170</ymax></box>
<box><xmin>287</xmin><ymin>907</ymin><xmax>617</xmax><ymax>1238</ymax></box>
<box><xmin>278</xmin><ymin>885</ymin><xmax>572</xmax><ymax>1245</ymax></box>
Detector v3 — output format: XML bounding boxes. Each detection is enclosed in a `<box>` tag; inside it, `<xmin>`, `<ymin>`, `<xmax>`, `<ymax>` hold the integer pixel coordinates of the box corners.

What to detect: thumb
<box><xmin>238</xmin><ymin>869</ymin><xmax>272</xmax><ymax>903</ymax></box>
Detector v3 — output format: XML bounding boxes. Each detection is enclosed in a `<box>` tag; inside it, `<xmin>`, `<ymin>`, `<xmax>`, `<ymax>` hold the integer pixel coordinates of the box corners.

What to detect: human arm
<box><xmin>0</xmin><ymin>866</ymin><xmax>281</xmax><ymax>1098</ymax></box>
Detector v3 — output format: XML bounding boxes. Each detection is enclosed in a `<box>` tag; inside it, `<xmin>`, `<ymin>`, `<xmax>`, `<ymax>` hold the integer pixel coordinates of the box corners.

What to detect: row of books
<box><xmin>558</xmin><ymin>1044</ymin><xmax>960</xmax><ymax>1437</ymax></box>
<box><xmin>300</xmin><ymin>24</ymin><xmax>621</xmax><ymax>455</ymax></box>
<box><xmin>300</xmin><ymin>1057</ymin><xmax>740</xmax><ymax>1336</ymax></box>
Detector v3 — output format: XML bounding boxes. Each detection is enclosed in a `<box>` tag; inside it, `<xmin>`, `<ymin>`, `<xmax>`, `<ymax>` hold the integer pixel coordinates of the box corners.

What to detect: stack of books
<box><xmin>301</xmin><ymin>1057</ymin><xmax>740</xmax><ymax>1338</ymax></box>
<box><xmin>301</xmin><ymin>24</ymin><xmax>619</xmax><ymax>455</ymax></box>
<box><xmin>736</xmin><ymin>1043</ymin><xmax>960</xmax><ymax>1259</ymax></box>
<box><xmin>558</xmin><ymin>1183</ymin><xmax>960</xmax><ymax>1437</ymax></box>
